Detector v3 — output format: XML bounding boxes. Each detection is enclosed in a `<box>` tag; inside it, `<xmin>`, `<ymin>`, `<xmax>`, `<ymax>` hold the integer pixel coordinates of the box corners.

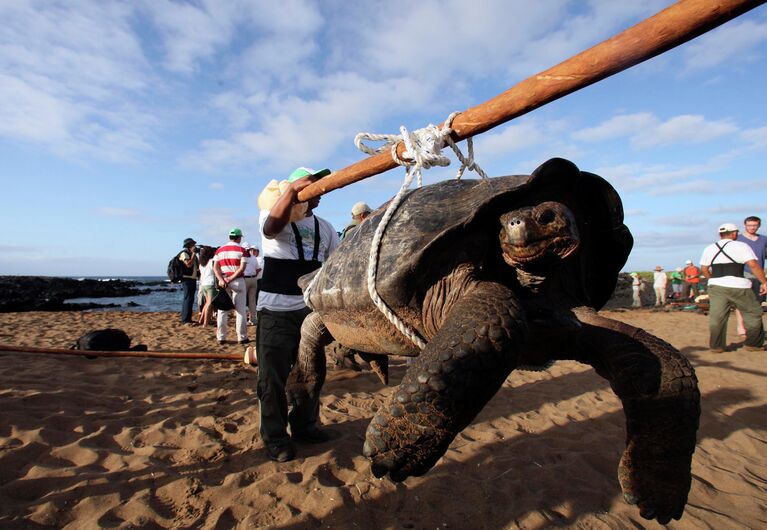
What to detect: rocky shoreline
<box><xmin>0</xmin><ymin>272</ymin><xmax>675</xmax><ymax>314</ymax></box>
<box><xmin>0</xmin><ymin>276</ymin><xmax>164</xmax><ymax>312</ymax></box>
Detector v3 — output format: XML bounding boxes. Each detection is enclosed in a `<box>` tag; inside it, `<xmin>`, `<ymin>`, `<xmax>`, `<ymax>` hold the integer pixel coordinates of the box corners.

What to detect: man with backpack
<box><xmin>178</xmin><ymin>237</ymin><xmax>199</xmax><ymax>324</ymax></box>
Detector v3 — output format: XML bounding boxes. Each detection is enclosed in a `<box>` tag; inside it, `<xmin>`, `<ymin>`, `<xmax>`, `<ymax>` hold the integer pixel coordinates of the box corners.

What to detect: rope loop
<box><xmin>302</xmin><ymin>113</ymin><xmax>492</xmax><ymax>349</ymax></box>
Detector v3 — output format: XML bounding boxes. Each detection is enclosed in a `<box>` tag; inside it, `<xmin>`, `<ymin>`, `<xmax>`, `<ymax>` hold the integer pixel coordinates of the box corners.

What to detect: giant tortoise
<box><xmin>290</xmin><ymin>158</ymin><xmax>699</xmax><ymax>524</ymax></box>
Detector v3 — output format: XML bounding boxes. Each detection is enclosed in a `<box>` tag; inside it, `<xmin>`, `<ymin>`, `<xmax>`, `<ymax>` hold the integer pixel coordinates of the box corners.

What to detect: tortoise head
<box><xmin>499</xmin><ymin>201</ymin><xmax>580</xmax><ymax>269</ymax></box>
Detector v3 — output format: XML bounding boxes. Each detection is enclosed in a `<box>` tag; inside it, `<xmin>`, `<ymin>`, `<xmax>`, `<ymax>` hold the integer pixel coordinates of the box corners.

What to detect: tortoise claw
<box><xmin>363</xmin><ymin>405</ymin><xmax>451</xmax><ymax>482</ymax></box>
<box><xmin>618</xmin><ymin>448</ymin><xmax>692</xmax><ymax>524</ymax></box>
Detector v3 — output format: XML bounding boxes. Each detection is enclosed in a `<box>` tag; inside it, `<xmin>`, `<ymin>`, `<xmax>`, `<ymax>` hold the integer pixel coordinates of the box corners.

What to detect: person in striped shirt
<box><xmin>213</xmin><ymin>227</ymin><xmax>249</xmax><ymax>344</ymax></box>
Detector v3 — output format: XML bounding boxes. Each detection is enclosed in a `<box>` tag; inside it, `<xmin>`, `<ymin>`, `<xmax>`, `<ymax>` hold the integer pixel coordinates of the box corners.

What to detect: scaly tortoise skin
<box><xmin>289</xmin><ymin>158</ymin><xmax>699</xmax><ymax>524</ymax></box>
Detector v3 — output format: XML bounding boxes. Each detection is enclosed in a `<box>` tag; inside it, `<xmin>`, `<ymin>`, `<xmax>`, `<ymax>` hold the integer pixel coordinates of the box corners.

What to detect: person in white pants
<box><xmin>213</xmin><ymin>228</ymin><xmax>249</xmax><ymax>344</ymax></box>
<box><xmin>653</xmin><ymin>265</ymin><xmax>668</xmax><ymax>306</ymax></box>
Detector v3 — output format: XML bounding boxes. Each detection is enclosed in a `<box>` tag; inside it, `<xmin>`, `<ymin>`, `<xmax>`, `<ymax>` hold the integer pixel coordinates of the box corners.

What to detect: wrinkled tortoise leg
<box><xmin>286</xmin><ymin>312</ymin><xmax>334</xmax><ymax>434</ymax></box>
<box><xmin>358</xmin><ymin>352</ymin><xmax>389</xmax><ymax>385</ymax></box>
<box><xmin>572</xmin><ymin>307</ymin><xmax>700</xmax><ymax>524</ymax></box>
<box><xmin>364</xmin><ymin>282</ymin><xmax>525</xmax><ymax>481</ymax></box>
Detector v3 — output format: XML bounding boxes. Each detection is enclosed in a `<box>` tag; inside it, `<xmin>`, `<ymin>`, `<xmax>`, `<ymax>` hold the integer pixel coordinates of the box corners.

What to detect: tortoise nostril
<box><xmin>538</xmin><ymin>209</ymin><xmax>555</xmax><ymax>224</ymax></box>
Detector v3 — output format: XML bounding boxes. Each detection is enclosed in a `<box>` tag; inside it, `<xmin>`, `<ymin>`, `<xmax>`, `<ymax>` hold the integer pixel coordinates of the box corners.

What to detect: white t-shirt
<box><xmin>243</xmin><ymin>255</ymin><xmax>261</xmax><ymax>277</ymax></box>
<box><xmin>255</xmin><ymin>256</ymin><xmax>264</xmax><ymax>279</ymax></box>
<box><xmin>199</xmin><ymin>261</ymin><xmax>216</xmax><ymax>286</ymax></box>
<box><xmin>653</xmin><ymin>271</ymin><xmax>667</xmax><ymax>288</ymax></box>
<box><xmin>257</xmin><ymin>209</ymin><xmax>340</xmax><ymax>311</ymax></box>
<box><xmin>699</xmin><ymin>239</ymin><xmax>758</xmax><ymax>289</ymax></box>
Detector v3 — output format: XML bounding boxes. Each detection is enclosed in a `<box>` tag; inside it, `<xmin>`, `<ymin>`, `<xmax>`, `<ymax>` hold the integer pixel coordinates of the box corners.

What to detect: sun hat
<box><xmin>247</xmin><ymin>243</ymin><xmax>258</xmax><ymax>250</ymax></box>
<box><xmin>676</xmin><ymin>267</ymin><xmax>683</xmax><ymax>272</ymax></box>
<box><xmin>288</xmin><ymin>167</ymin><xmax>331</xmax><ymax>183</ymax></box>
<box><xmin>183</xmin><ymin>237</ymin><xmax>196</xmax><ymax>247</ymax></box>
<box><xmin>655</xmin><ymin>265</ymin><xmax>663</xmax><ymax>271</ymax></box>
<box><xmin>229</xmin><ymin>227</ymin><xmax>243</xmax><ymax>237</ymax></box>
<box><xmin>718</xmin><ymin>222</ymin><xmax>738</xmax><ymax>233</ymax></box>
<box><xmin>351</xmin><ymin>201</ymin><xmax>372</xmax><ymax>216</ymax></box>
<box><xmin>258</xmin><ymin>180</ymin><xmax>308</xmax><ymax>222</ymax></box>
<box><xmin>630</xmin><ymin>272</ymin><xmax>639</xmax><ymax>278</ymax></box>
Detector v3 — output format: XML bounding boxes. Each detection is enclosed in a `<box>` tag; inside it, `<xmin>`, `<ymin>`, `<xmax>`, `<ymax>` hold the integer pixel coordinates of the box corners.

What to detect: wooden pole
<box><xmin>297</xmin><ymin>0</ymin><xmax>765</xmax><ymax>202</ymax></box>
<box><xmin>0</xmin><ymin>343</ymin><xmax>243</xmax><ymax>361</ymax></box>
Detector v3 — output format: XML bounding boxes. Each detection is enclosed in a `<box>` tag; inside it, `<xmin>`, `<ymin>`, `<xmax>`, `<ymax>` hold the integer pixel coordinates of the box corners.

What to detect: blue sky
<box><xmin>1</xmin><ymin>0</ymin><xmax>766</xmax><ymax>276</ymax></box>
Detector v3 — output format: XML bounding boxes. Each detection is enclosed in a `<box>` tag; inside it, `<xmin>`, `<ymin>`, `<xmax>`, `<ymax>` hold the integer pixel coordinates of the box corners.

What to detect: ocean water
<box><xmin>63</xmin><ymin>276</ymin><xmax>191</xmax><ymax>313</ymax></box>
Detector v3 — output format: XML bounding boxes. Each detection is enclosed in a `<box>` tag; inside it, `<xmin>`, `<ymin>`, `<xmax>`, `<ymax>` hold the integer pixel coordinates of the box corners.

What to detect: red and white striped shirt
<box><xmin>214</xmin><ymin>243</ymin><xmax>245</xmax><ymax>277</ymax></box>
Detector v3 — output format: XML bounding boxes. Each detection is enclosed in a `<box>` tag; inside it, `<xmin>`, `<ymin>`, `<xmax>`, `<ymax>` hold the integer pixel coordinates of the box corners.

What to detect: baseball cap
<box><xmin>229</xmin><ymin>227</ymin><xmax>243</xmax><ymax>237</ymax></box>
<box><xmin>183</xmin><ymin>237</ymin><xmax>196</xmax><ymax>247</ymax></box>
<box><xmin>718</xmin><ymin>223</ymin><xmax>738</xmax><ymax>233</ymax></box>
<box><xmin>351</xmin><ymin>201</ymin><xmax>372</xmax><ymax>216</ymax></box>
<box><xmin>685</xmin><ymin>259</ymin><xmax>692</xmax><ymax>264</ymax></box>
<box><xmin>288</xmin><ymin>167</ymin><xmax>331</xmax><ymax>183</ymax></box>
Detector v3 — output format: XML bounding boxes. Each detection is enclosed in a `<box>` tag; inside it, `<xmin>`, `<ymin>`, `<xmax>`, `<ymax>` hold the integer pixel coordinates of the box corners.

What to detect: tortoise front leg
<box><xmin>572</xmin><ymin>307</ymin><xmax>700</xmax><ymax>524</ymax></box>
<box><xmin>364</xmin><ymin>282</ymin><xmax>525</xmax><ymax>481</ymax></box>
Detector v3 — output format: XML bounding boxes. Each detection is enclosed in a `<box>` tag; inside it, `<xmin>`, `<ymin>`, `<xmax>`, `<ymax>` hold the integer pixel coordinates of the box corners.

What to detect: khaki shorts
<box><xmin>200</xmin><ymin>285</ymin><xmax>217</xmax><ymax>305</ymax></box>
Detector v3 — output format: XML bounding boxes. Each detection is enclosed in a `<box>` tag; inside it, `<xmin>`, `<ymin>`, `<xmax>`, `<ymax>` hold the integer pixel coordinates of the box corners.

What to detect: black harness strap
<box><xmin>710</xmin><ymin>241</ymin><xmax>744</xmax><ymax>278</ymax></box>
<box><xmin>289</xmin><ymin>216</ymin><xmax>321</xmax><ymax>261</ymax></box>
<box><xmin>261</xmin><ymin>216</ymin><xmax>323</xmax><ymax>295</ymax></box>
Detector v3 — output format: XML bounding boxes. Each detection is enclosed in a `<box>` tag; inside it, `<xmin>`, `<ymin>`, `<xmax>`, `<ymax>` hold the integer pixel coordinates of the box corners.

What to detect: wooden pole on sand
<box><xmin>297</xmin><ymin>0</ymin><xmax>765</xmax><ymax>202</ymax></box>
<box><xmin>0</xmin><ymin>343</ymin><xmax>243</xmax><ymax>361</ymax></box>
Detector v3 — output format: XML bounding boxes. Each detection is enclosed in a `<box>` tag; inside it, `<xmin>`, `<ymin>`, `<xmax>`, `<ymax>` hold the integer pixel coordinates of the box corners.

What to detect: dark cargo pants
<box><xmin>708</xmin><ymin>284</ymin><xmax>764</xmax><ymax>349</ymax></box>
<box><xmin>256</xmin><ymin>307</ymin><xmax>317</xmax><ymax>447</ymax></box>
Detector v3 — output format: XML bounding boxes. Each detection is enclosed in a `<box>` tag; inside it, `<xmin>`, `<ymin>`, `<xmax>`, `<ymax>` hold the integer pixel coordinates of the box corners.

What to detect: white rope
<box><xmin>351</xmin><ymin>112</ymin><xmax>488</xmax><ymax>349</ymax></box>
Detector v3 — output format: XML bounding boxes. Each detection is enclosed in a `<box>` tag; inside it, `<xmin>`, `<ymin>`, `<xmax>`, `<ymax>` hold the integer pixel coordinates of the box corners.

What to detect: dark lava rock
<box><xmin>0</xmin><ymin>276</ymin><xmax>149</xmax><ymax>312</ymax></box>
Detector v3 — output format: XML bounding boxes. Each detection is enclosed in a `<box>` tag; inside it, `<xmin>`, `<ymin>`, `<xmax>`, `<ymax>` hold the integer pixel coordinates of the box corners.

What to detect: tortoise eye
<box><xmin>538</xmin><ymin>209</ymin><xmax>556</xmax><ymax>224</ymax></box>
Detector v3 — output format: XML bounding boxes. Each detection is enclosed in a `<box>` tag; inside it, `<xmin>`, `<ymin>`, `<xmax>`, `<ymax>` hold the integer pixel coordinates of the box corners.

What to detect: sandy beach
<box><xmin>0</xmin><ymin>308</ymin><xmax>765</xmax><ymax>529</ymax></box>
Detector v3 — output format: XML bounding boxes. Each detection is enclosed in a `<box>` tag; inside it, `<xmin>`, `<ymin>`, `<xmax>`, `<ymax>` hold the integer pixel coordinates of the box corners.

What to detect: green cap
<box><xmin>229</xmin><ymin>227</ymin><xmax>243</xmax><ymax>237</ymax></box>
<box><xmin>288</xmin><ymin>167</ymin><xmax>331</xmax><ymax>183</ymax></box>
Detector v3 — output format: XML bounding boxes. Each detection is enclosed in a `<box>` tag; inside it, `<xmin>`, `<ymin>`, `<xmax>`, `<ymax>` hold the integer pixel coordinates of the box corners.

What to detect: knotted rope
<box><xmin>351</xmin><ymin>112</ymin><xmax>489</xmax><ymax>349</ymax></box>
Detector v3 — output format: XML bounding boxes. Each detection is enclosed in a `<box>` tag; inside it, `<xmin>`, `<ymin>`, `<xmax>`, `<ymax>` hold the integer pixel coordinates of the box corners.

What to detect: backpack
<box><xmin>167</xmin><ymin>251</ymin><xmax>185</xmax><ymax>283</ymax></box>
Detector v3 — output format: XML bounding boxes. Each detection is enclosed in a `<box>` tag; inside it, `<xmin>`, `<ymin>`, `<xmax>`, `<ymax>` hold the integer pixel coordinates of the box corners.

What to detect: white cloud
<box><xmin>141</xmin><ymin>0</ymin><xmax>323</xmax><ymax>75</ymax></box>
<box><xmin>683</xmin><ymin>19</ymin><xmax>767</xmax><ymax>73</ymax></box>
<box><xmin>0</xmin><ymin>1</ymin><xmax>157</xmax><ymax>161</ymax></box>
<box><xmin>707</xmin><ymin>203</ymin><xmax>767</xmax><ymax>215</ymax></box>
<box><xmin>573</xmin><ymin>113</ymin><xmax>656</xmax><ymax>142</ymax></box>
<box><xmin>475</xmin><ymin>121</ymin><xmax>550</xmax><ymax>156</ymax></box>
<box><xmin>350</xmin><ymin>0</ymin><xmax>668</xmax><ymax>82</ymax></box>
<box><xmin>634</xmin><ymin>115</ymin><xmax>737</xmax><ymax>148</ymax></box>
<box><xmin>595</xmin><ymin>160</ymin><xmax>717</xmax><ymax>193</ymax></box>
<box><xmin>647</xmin><ymin>179</ymin><xmax>715</xmax><ymax>196</ymax></box>
<box><xmin>741</xmin><ymin>126</ymin><xmax>767</xmax><ymax>148</ymax></box>
<box><xmin>574</xmin><ymin>113</ymin><xmax>737</xmax><ymax>149</ymax></box>
<box><xmin>181</xmin><ymin>74</ymin><xmax>435</xmax><ymax>172</ymax></box>
<box><xmin>0</xmin><ymin>75</ymin><xmax>71</xmax><ymax>143</ymax></box>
